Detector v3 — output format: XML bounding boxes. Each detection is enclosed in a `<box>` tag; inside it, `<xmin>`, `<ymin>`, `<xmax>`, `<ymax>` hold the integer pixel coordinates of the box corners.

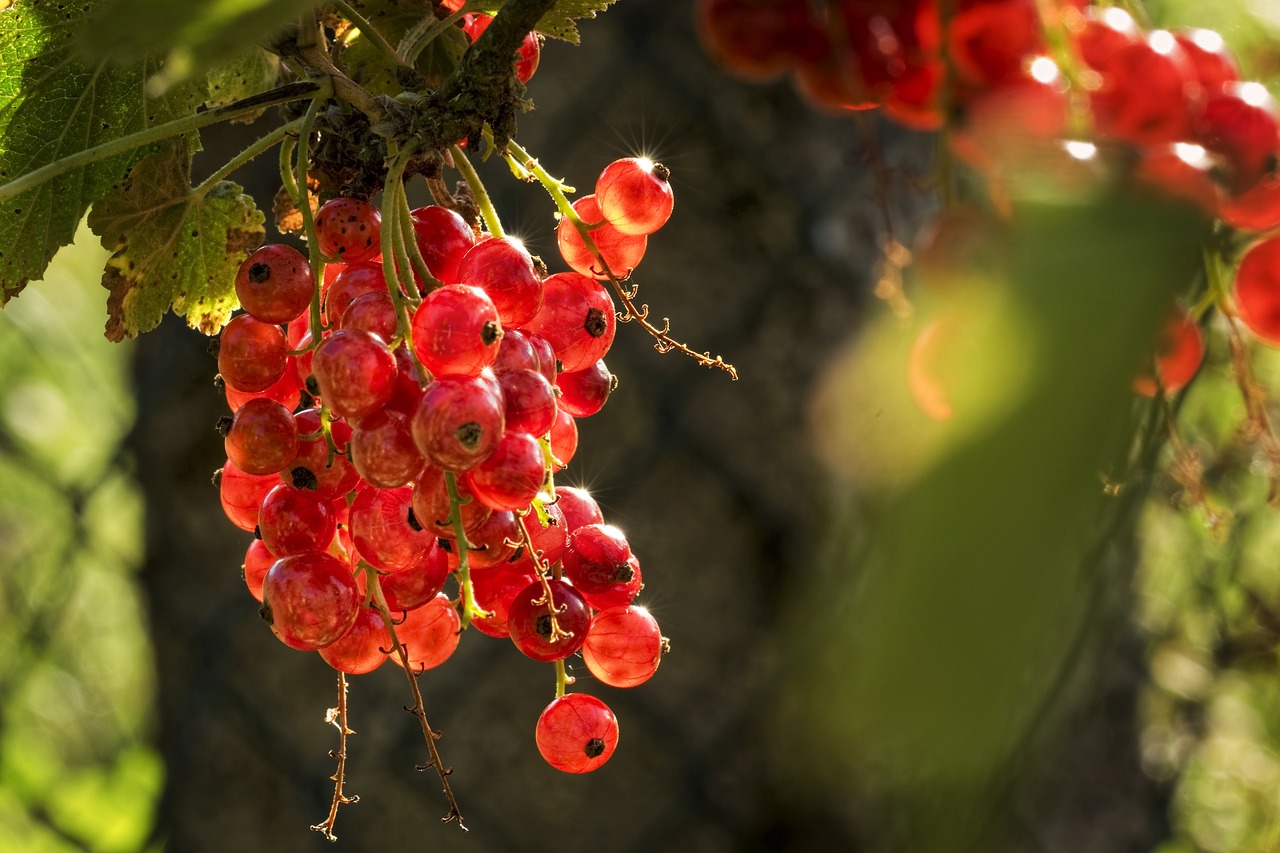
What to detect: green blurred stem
<box><xmin>332</xmin><ymin>0</ymin><xmax>409</xmax><ymax>71</ymax></box>
<box><xmin>451</xmin><ymin>144</ymin><xmax>504</xmax><ymax>238</ymax></box>
<box><xmin>380</xmin><ymin>145</ymin><xmax>432</xmax><ymax>386</ymax></box>
<box><xmin>0</xmin><ymin>80</ymin><xmax>331</xmax><ymax>205</ymax></box>
<box><xmin>194</xmin><ymin>119</ymin><xmax>302</xmax><ymax>196</ymax></box>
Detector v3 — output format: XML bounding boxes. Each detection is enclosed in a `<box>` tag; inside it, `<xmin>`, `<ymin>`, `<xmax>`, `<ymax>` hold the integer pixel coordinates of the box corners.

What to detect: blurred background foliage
<box><xmin>0</xmin><ymin>222</ymin><xmax>160</xmax><ymax>851</ymax></box>
<box><xmin>9</xmin><ymin>0</ymin><xmax>1280</xmax><ymax>851</ymax></box>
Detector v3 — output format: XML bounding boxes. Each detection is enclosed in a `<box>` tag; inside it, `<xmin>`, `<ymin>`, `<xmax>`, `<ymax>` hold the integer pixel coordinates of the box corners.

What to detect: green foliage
<box><xmin>204</xmin><ymin>48</ymin><xmax>281</xmax><ymax>111</ymax></box>
<box><xmin>0</xmin><ymin>0</ymin><xmax>204</xmax><ymax>304</ymax></box>
<box><xmin>88</xmin><ymin>140</ymin><xmax>265</xmax><ymax>341</ymax></box>
<box><xmin>466</xmin><ymin>0</ymin><xmax>620</xmax><ymax>43</ymax></box>
<box><xmin>347</xmin><ymin>0</ymin><xmax>471</xmax><ymax>94</ymax></box>
<box><xmin>79</xmin><ymin>0</ymin><xmax>319</xmax><ymax>88</ymax></box>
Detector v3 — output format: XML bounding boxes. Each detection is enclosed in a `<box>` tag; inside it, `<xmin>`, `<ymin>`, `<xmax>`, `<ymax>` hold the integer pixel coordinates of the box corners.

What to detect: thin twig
<box><xmin>310</xmin><ymin>672</ymin><xmax>359</xmax><ymax>841</ymax></box>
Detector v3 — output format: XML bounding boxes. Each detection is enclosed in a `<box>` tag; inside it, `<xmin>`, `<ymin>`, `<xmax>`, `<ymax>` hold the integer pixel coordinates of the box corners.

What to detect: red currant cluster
<box><xmin>212</xmin><ymin>157</ymin><xmax>676</xmax><ymax>778</ymax></box>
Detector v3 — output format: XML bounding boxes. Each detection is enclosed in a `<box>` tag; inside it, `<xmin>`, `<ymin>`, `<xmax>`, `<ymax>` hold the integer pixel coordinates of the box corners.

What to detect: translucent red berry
<box><xmin>535</xmin><ymin>693</ymin><xmax>619</xmax><ymax>773</ymax></box>
<box><xmin>315</xmin><ymin>197</ymin><xmax>382</xmax><ymax>264</ymax></box>
<box><xmin>235</xmin><ymin>243</ymin><xmax>313</xmax><ymax>324</ymax></box>
<box><xmin>582</xmin><ymin>606</ymin><xmax>664</xmax><ymax>688</ymax></box>
<box><xmin>260</xmin><ymin>551</ymin><xmax>360</xmax><ymax>651</ymax></box>
<box><xmin>595</xmin><ymin>158</ymin><xmax>675</xmax><ymax>236</ymax></box>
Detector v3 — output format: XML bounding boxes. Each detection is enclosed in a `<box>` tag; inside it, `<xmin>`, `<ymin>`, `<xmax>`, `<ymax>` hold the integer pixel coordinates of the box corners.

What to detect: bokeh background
<box><xmin>8</xmin><ymin>0</ymin><xmax>1280</xmax><ymax>851</ymax></box>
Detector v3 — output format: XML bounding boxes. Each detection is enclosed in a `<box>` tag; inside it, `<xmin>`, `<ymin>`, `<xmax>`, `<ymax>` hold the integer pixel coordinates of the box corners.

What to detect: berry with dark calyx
<box><xmin>410</xmin><ymin>205</ymin><xmax>476</xmax><ymax>285</ymax></box>
<box><xmin>535</xmin><ymin>693</ymin><xmax>619</xmax><ymax>773</ymax></box>
<box><xmin>557</xmin><ymin>195</ymin><xmax>648</xmax><ymax>280</ymax></box>
<box><xmin>411</xmin><ymin>465</ymin><xmax>493</xmax><ymax>539</ymax></box>
<box><xmin>523</xmin><ymin>272</ymin><xmax>617</xmax><ymax>373</ymax></box>
<box><xmin>563</xmin><ymin>523</ymin><xmax>641</xmax><ymax>610</ymax></box>
<box><xmin>311</xmin><ymin>329</ymin><xmax>399</xmax><ymax>421</ymax></box>
<box><xmin>258</xmin><ymin>483</ymin><xmax>338</xmax><ymax>557</ymax></box>
<box><xmin>411</xmin><ymin>284</ymin><xmax>503</xmax><ymax>377</ymax></box>
<box><xmin>350</xmin><ymin>408</ymin><xmax>423</xmax><ymax>488</ymax></box>
<box><xmin>1133</xmin><ymin>307</ymin><xmax>1204</xmax><ymax>396</ymax></box>
<box><xmin>260</xmin><ymin>551</ymin><xmax>360</xmax><ymax>651</ymax></box>
<box><xmin>497</xmin><ymin>368</ymin><xmax>557</xmax><ymax>437</ymax></box>
<box><xmin>218</xmin><ymin>313</ymin><xmax>288</xmax><ymax>393</ymax></box>
<box><xmin>319</xmin><ymin>605</ymin><xmax>390</xmax><ymax>675</ymax></box>
<box><xmin>315</xmin><ymin>197</ymin><xmax>382</xmax><ymax>264</ymax></box>
<box><xmin>350</xmin><ymin>485</ymin><xmax>436</xmax><ymax>572</ymax></box>
<box><xmin>1235</xmin><ymin>236</ymin><xmax>1280</xmax><ymax>345</ymax></box>
<box><xmin>242</xmin><ymin>537</ymin><xmax>275</xmax><ymax>602</ymax></box>
<box><xmin>454</xmin><ymin>237</ymin><xmax>543</xmax><ymax>327</ymax></box>
<box><xmin>582</xmin><ymin>606</ymin><xmax>665</xmax><ymax>688</ymax></box>
<box><xmin>225</xmin><ymin>398</ymin><xmax>298</xmax><ymax>475</ymax></box>
<box><xmin>220</xmin><ymin>457</ymin><xmax>281</xmax><ymax>531</ymax></box>
<box><xmin>388</xmin><ymin>593</ymin><xmax>461</xmax><ymax>671</ymax></box>
<box><xmin>596</xmin><ymin>158</ymin><xmax>675</xmax><ymax>236</ymax></box>
<box><xmin>464</xmin><ymin>431</ymin><xmax>546</xmax><ymax>511</ymax></box>
<box><xmin>1195</xmin><ymin>82</ymin><xmax>1280</xmax><ymax>195</ymax></box>
<box><xmin>556</xmin><ymin>359</ymin><xmax>614</xmax><ymax>418</ymax></box>
<box><xmin>555</xmin><ymin>486</ymin><xmax>603</xmax><ymax>533</ymax></box>
<box><xmin>287</xmin><ymin>409</ymin><xmax>361</xmax><ymax>499</ymax></box>
<box><xmin>508</xmin><ymin>578</ymin><xmax>591</xmax><ymax>661</ymax></box>
<box><xmin>549</xmin><ymin>407</ymin><xmax>578</xmax><ymax>469</ymax></box>
<box><xmin>235</xmin><ymin>243</ymin><xmax>313</xmax><ymax>324</ymax></box>
<box><xmin>377</xmin><ymin>542</ymin><xmax>450</xmax><ymax>611</ymax></box>
<box><xmin>339</xmin><ymin>291</ymin><xmax>398</xmax><ymax>342</ymax></box>
<box><xmin>410</xmin><ymin>375</ymin><xmax>505</xmax><ymax>472</ymax></box>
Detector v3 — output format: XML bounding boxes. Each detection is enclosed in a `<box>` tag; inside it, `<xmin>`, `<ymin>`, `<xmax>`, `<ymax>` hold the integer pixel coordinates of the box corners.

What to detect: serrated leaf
<box><xmin>0</xmin><ymin>0</ymin><xmax>204</xmax><ymax>303</ymax></box>
<box><xmin>79</xmin><ymin>0</ymin><xmax>320</xmax><ymax>89</ymax></box>
<box><xmin>204</xmin><ymin>49</ymin><xmax>280</xmax><ymax>112</ymax></box>
<box><xmin>88</xmin><ymin>140</ymin><xmax>264</xmax><ymax>341</ymax></box>
<box><xmin>459</xmin><ymin>0</ymin><xmax>617</xmax><ymax>44</ymax></box>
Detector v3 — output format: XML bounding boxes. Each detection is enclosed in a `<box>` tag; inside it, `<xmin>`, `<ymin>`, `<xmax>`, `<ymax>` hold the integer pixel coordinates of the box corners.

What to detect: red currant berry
<box><xmin>1235</xmin><ymin>236</ymin><xmax>1280</xmax><ymax>345</ymax></box>
<box><xmin>218</xmin><ymin>313</ymin><xmax>288</xmax><ymax>393</ymax></box>
<box><xmin>411</xmin><ymin>465</ymin><xmax>493</xmax><ymax>539</ymax></box>
<box><xmin>535</xmin><ymin>693</ymin><xmax>619</xmax><ymax>773</ymax></box>
<box><xmin>1133</xmin><ymin>308</ymin><xmax>1204</xmax><ymax>396</ymax></box>
<box><xmin>464</xmin><ymin>431</ymin><xmax>546</xmax><ymax>511</ymax></box>
<box><xmin>219</xmin><ymin>457</ymin><xmax>279</xmax><ymax>531</ymax></box>
<box><xmin>557</xmin><ymin>195</ymin><xmax>647</xmax><ymax>280</ymax></box>
<box><xmin>260</xmin><ymin>551</ymin><xmax>360</xmax><ymax>651</ymax></box>
<box><xmin>378</xmin><ymin>543</ymin><xmax>450</xmax><ymax>611</ymax></box>
<box><xmin>410</xmin><ymin>205</ymin><xmax>476</xmax><ymax>285</ymax></box>
<box><xmin>242</xmin><ymin>538</ymin><xmax>275</xmax><ymax>602</ymax></box>
<box><xmin>311</xmin><ymin>329</ymin><xmax>398</xmax><ymax>421</ymax></box>
<box><xmin>411</xmin><ymin>375</ymin><xmax>505</xmax><ymax>471</ymax></box>
<box><xmin>522</xmin><ymin>272</ymin><xmax>616</xmax><ymax>373</ymax></box>
<box><xmin>258</xmin><ymin>483</ymin><xmax>338</xmax><ymax>557</ymax></box>
<box><xmin>351</xmin><ymin>485</ymin><xmax>436</xmax><ymax>572</ymax></box>
<box><xmin>455</xmin><ymin>237</ymin><xmax>542</xmax><ymax>327</ymax></box>
<box><xmin>319</xmin><ymin>606</ymin><xmax>390</xmax><ymax>675</ymax></box>
<box><xmin>508</xmin><ymin>578</ymin><xmax>591</xmax><ymax>661</ymax></box>
<box><xmin>235</xmin><ymin>243</ymin><xmax>313</xmax><ymax>324</ymax></box>
<box><xmin>389</xmin><ymin>593</ymin><xmax>461</xmax><ymax>671</ymax></box>
<box><xmin>315</xmin><ymin>197</ymin><xmax>382</xmax><ymax>263</ymax></box>
<box><xmin>225</xmin><ymin>398</ymin><xmax>298</xmax><ymax>476</ymax></box>
<box><xmin>411</xmin><ymin>284</ymin><xmax>503</xmax><ymax>377</ymax></box>
<box><xmin>582</xmin><ymin>606</ymin><xmax>664</xmax><ymax>688</ymax></box>
<box><xmin>556</xmin><ymin>359</ymin><xmax>614</xmax><ymax>418</ymax></box>
<box><xmin>350</xmin><ymin>408</ymin><xmax>423</xmax><ymax>488</ymax></box>
<box><xmin>596</xmin><ymin>158</ymin><xmax>675</xmax><ymax>236</ymax></box>
<box><xmin>549</xmin><ymin>407</ymin><xmax>578</xmax><ymax>469</ymax></box>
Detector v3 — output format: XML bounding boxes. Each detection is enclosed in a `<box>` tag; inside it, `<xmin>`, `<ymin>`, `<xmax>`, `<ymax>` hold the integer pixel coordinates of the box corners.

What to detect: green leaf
<box><xmin>0</xmin><ymin>0</ymin><xmax>204</xmax><ymax>303</ymax></box>
<box><xmin>78</xmin><ymin>0</ymin><xmax>319</xmax><ymax>89</ymax></box>
<box><xmin>88</xmin><ymin>140</ymin><xmax>264</xmax><ymax>341</ymax></box>
<box><xmin>347</xmin><ymin>0</ymin><xmax>469</xmax><ymax>94</ymax></box>
<box><xmin>204</xmin><ymin>49</ymin><xmax>280</xmax><ymax>112</ymax></box>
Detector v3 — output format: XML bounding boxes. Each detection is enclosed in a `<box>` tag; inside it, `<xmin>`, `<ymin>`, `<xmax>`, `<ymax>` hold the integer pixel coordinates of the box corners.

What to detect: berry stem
<box><xmin>194</xmin><ymin>118</ymin><xmax>303</xmax><ymax>197</ymax></box>
<box><xmin>554</xmin><ymin>659</ymin><xmax>571</xmax><ymax>699</ymax></box>
<box><xmin>393</xmin><ymin>181</ymin><xmax>443</xmax><ymax>291</ymax></box>
<box><xmin>0</xmin><ymin>79</ymin><xmax>332</xmax><ymax>206</ymax></box>
<box><xmin>295</xmin><ymin>98</ymin><xmax>329</xmax><ymax>347</ymax></box>
<box><xmin>443</xmin><ymin>471</ymin><xmax>489</xmax><ymax>629</ymax></box>
<box><xmin>516</xmin><ymin>508</ymin><xmax>572</xmax><ymax>643</ymax></box>
<box><xmin>310</xmin><ymin>672</ymin><xmax>359</xmax><ymax>841</ymax></box>
<box><xmin>450</xmin><ymin>144</ymin><xmax>505</xmax><ymax>239</ymax></box>
<box><xmin>505</xmin><ymin>139</ymin><xmax>739</xmax><ymax>379</ymax></box>
<box><xmin>380</xmin><ymin>144</ymin><xmax>432</xmax><ymax>386</ymax></box>
<box><xmin>365</xmin><ymin>565</ymin><xmax>467</xmax><ymax>829</ymax></box>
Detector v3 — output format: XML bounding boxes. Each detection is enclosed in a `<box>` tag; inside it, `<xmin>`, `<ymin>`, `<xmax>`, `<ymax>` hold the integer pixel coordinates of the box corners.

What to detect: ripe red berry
<box><xmin>462</xmin><ymin>13</ymin><xmax>541</xmax><ymax>83</ymax></box>
<box><xmin>411</xmin><ymin>465</ymin><xmax>493</xmax><ymax>539</ymax></box>
<box><xmin>410</xmin><ymin>205</ymin><xmax>476</xmax><ymax>284</ymax></box>
<box><xmin>596</xmin><ymin>158</ymin><xmax>675</xmax><ymax>236</ymax></box>
<box><xmin>497</xmin><ymin>367</ymin><xmax>557</xmax><ymax>436</ymax></box>
<box><xmin>582</xmin><ymin>606</ymin><xmax>665</xmax><ymax>688</ymax></box>
<box><xmin>508</xmin><ymin>578</ymin><xmax>591</xmax><ymax>661</ymax></box>
<box><xmin>350</xmin><ymin>485</ymin><xmax>436</xmax><ymax>572</ymax></box>
<box><xmin>314</xmin><ymin>197</ymin><xmax>382</xmax><ymax>264</ymax></box>
<box><xmin>556</xmin><ymin>359</ymin><xmax>614</xmax><ymax>418</ymax></box>
<box><xmin>454</xmin><ymin>237</ymin><xmax>543</xmax><ymax>327</ymax></box>
<box><xmin>557</xmin><ymin>195</ymin><xmax>647</xmax><ymax>280</ymax></box>
<box><xmin>1235</xmin><ymin>236</ymin><xmax>1280</xmax><ymax>345</ymax></box>
<box><xmin>319</xmin><ymin>606</ymin><xmax>391</xmax><ymax>675</ymax></box>
<box><xmin>219</xmin><ymin>457</ymin><xmax>278</xmax><ymax>531</ymax></box>
<box><xmin>549</xmin><ymin>407</ymin><xmax>578</xmax><ymax>469</ymax></box>
<box><xmin>535</xmin><ymin>693</ymin><xmax>619</xmax><ymax>773</ymax></box>
<box><xmin>326</xmin><ymin>262</ymin><xmax>387</xmax><ymax>324</ymax></box>
<box><xmin>411</xmin><ymin>375</ymin><xmax>505</xmax><ymax>471</ymax></box>
<box><xmin>258</xmin><ymin>483</ymin><xmax>338</xmax><ymax>557</ymax></box>
<box><xmin>350</xmin><ymin>408</ymin><xmax>423</xmax><ymax>488</ymax></box>
<box><xmin>389</xmin><ymin>593</ymin><xmax>461</xmax><ymax>671</ymax></box>
<box><xmin>470</xmin><ymin>562</ymin><xmax>539</xmax><ymax>638</ymax></box>
<box><xmin>235</xmin><ymin>243</ymin><xmax>313</xmax><ymax>324</ymax></box>
<box><xmin>563</xmin><ymin>523</ymin><xmax>641</xmax><ymax>610</ymax></box>
<box><xmin>523</xmin><ymin>272</ymin><xmax>616</xmax><ymax>373</ymax></box>
<box><xmin>378</xmin><ymin>543</ymin><xmax>450</xmax><ymax>611</ymax></box>
<box><xmin>555</xmin><ymin>486</ymin><xmax>603</xmax><ymax>533</ymax></box>
<box><xmin>260</xmin><ymin>551</ymin><xmax>361</xmax><ymax>651</ymax></box>
<box><xmin>411</xmin><ymin>284</ymin><xmax>503</xmax><ymax>377</ymax></box>
<box><xmin>218</xmin><ymin>313</ymin><xmax>288</xmax><ymax>393</ymax></box>
<box><xmin>242</xmin><ymin>538</ymin><xmax>274</xmax><ymax>602</ymax></box>
<box><xmin>285</xmin><ymin>409</ymin><xmax>361</xmax><ymax>498</ymax></box>
<box><xmin>464</xmin><ymin>431</ymin><xmax>546</xmax><ymax>511</ymax></box>
<box><xmin>311</xmin><ymin>329</ymin><xmax>399</xmax><ymax>421</ymax></box>
<box><xmin>225</xmin><ymin>398</ymin><xmax>298</xmax><ymax>476</ymax></box>
<box><xmin>1133</xmin><ymin>308</ymin><xmax>1204</xmax><ymax>396</ymax></box>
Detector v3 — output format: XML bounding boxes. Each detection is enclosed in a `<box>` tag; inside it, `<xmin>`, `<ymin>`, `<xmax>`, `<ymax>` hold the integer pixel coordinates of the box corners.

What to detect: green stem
<box><xmin>379</xmin><ymin>147</ymin><xmax>432</xmax><ymax>386</ymax></box>
<box><xmin>296</xmin><ymin>99</ymin><xmax>328</xmax><ymax>346</ymax></box>
<box><xmin>0</xmin><ymin>80</ymin><xmax>330</xmax><ymax>206</ymax></box>
<box><xmin>554</xmin><ymin>659</ymin><xmax>569</xmax><ymax>699</ymax></box>
<box><xmin>332</xmin><ymin>0</ymin><xmax>409</xmax><ymax>70</ymax></box>
<box><xmin>451</xmin><ymin>144</ymin><xmax>504</xmax><ymax>238</ymax></box>
<box><xmin>195</xmin><ymin>119</ymin><xmax>301</xmax><ymax>196</ymax></box>
<box><xmin>279</xmin><ymin>133</ymin><xmax>300</xmax><ymax>204</ymax></box>
<box><xmin>399</xmin><ymin>9</ymin><xmax>467</xmax><ymax>66</ymax></box>
<box><xmin>444</xmin><ymin>471</ymin><xmax>489</xmax><ymax>629</ymax></box>
<box><xmin>395</xmin><ymin>186</ymin><xmax>442</xmax><ymax>292</ymax></box>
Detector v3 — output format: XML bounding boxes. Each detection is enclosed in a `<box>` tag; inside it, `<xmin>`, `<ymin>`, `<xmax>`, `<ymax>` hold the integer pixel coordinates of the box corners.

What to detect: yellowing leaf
<box><xmin>88</xmin><ymin>140</ymin><xmax>263</xmax><ymax>341</ymax></box>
